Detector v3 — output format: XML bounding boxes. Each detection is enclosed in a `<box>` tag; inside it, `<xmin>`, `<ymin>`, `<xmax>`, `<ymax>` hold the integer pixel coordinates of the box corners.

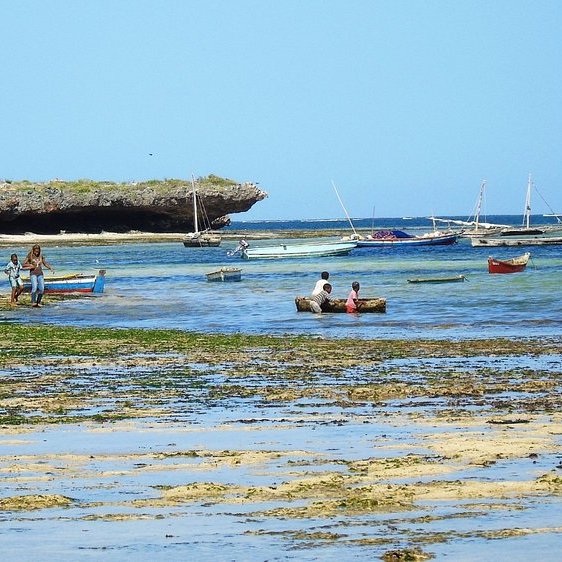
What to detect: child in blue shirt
<box><xmin>4</xmin><ymin>253</ymin><xmax>24</xmax><ymax>305</ymax></box>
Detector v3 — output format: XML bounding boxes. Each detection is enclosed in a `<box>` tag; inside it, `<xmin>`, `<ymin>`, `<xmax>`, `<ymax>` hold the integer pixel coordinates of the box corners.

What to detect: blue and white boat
<box><xmin>23</xmin><ymin>270</ymin><xmax>106</xmax><ymax>294</ymax></box>
<box><xmin>242</xmin><ymin>241</ymin><xmax>356</xmax><ymax>260</ymax></box>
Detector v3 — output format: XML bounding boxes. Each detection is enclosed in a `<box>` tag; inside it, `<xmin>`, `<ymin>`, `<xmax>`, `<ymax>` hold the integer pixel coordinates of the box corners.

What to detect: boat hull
<box><xmin>407</xmin><ymin>275</ymin><xmax>465</xmax><ymax>284</ymax></box>
<box><xmin>355</xmin><ymin>232</ymin><xmax>458</xmax><ymax>247</ymax></box>
<box><xmin>295</xmin><ymin>296</ymin><xmax>386</xmax><ymax>313</ymax></box>
<box><xmin>488</xmin><ymin>253</ymin><xmax>530</xmax><ymax>274</ymax></box>
<box><xmin>243</xmin><ymin>241</ymin><xmax>356</xmax><ymax>260</ymax></box>
<box><xmin>22</xmin><ymin>270</ymin><xmax>106</xmax><ymax>294</ymax></box>
<box><xmin>183</xmin><ymin>233</ymin><xmax>222</xmax><ymax>247</ymax></box>
<box><xmin>472</xmin><ymin>236</ymin><xmax>562</xmax><ymax>247</ymax></box>
<box><xmin>206</xmin><ymin>268</ymin><xmax>242</xmax><ymax>282</ymax></box>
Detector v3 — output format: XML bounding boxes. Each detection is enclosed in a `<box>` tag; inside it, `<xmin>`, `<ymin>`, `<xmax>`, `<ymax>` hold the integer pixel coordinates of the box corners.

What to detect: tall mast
<box><xmin>474</xmin><ymin>180</ymin><xmax>486</xmax><ymax>231</ymax></box>
<box><xmin>523</xmin><ymin>174</ymin><xmax>532</xmax><ymax>228</ymax></box>
<box><xmin>331</xmin><ymin>180</ymin><xmax>357</xmax><ymax>236</ymax></box>
<box><xmin>191</xmin><ymin>175</ymin><xmax>199</xmax><ymax>233</ymax></box>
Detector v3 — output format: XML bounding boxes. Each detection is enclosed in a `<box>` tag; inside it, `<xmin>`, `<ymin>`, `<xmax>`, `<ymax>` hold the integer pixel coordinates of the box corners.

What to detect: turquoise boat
<box><xmin>242</xmin><ymin>241</ymin><xmax>356</xmax><ymax>260</ymax></box>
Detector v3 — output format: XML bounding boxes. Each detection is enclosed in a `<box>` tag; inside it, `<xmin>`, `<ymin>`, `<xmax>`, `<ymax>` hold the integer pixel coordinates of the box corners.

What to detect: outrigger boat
<box><xmin>407</xmin><ymin>274</ymin><xmax>465</xmax><ymax>284</ymax></box>
<box><xmin>22</xmin><ymin>270</ymin><xmax>106</xmax><ymax>294</ymax></box>
<box><xmin>242</xmin><ymin>240</ymin><xmax>356</xmax><ymax>260</ymax></box>
<box><xmin>488</xmin><ymin>252</ymin><xmax>530</xmax><ymax>274</ymax></box>
<box><xmin>206</xmin><ymin>267</ymin><xmax>242</xmax><ymax>282</ymax></box>
<box><xmin>295</xmin><ymin>296</ymin><xmax>386</xmax><ymax>313</ymax></box>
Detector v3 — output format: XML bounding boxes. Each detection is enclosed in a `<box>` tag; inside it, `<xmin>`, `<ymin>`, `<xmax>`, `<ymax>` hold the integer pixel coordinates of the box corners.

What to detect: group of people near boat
<box><xmin>3</xmin><ymin>244</ymin><xmax>54</xmax><ymax>307</ymax></box>
<box><xmin>309</xmin><ymin>271</ymin><xmax>361</xmax><ymax>313</ymax></box>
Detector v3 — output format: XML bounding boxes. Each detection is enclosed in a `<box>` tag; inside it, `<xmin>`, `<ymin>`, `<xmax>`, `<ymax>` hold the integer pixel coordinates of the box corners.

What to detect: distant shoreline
<box><xmin>0</xmin><ymin>228</ymin><xmax>359</xmax><ymax>247</ymax></box>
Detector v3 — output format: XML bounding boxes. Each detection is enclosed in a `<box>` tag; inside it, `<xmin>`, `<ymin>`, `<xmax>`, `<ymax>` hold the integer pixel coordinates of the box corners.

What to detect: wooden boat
<box><xmin>332</xmin><ymin>181</ymin><xmax>457</xmax><ymax>248</ymax></box>
<box><xmin>430</xmin><ymin>180</ymin><xmax>509</xmax><ymax>238</ymax></box>
<box><xmin>22</xmin><ymin>270</ymin><xmax>106</xmax><ymax>294</ymax></box>
<box><xmin>183</xmin><ymin>231</ymin><xmax>222</xmax><ymax>247</ymax></box>
<box><xmin>242</xmin><ymin>241</ymin><xmax>356</xmax><ymax>260</ymax></box>
<box><xmin>407</xmin><ymin>274</ymin><xmax>465</xmax><ymax>284</ymax></box>
<box><xmin>488</xmin><ymin>252</ymin><xmax>530</xmax><ymax>274</ymax></box>
<box><xmin>206</xmin><ymin>267</ymin><xmax>242</xmax><ymax>282</ymax></box>
<box><xmin>472</xmin><ymin>236</ymin><xmax>562</xmax><ymax>247</ymax></box>
<box><xmin>183</xmin><ymin>176</ymin><xmax>222</xmax><ymax>247</ymax></box>
<box><xmin>349</xmin><ymin>229</ymin><xmax>458</xmax><ymax>247</ymax></box>
<box><xmin>295</xmin><ymin>296</ymin><xmax>386</xmax><ymax>313</ymax></box>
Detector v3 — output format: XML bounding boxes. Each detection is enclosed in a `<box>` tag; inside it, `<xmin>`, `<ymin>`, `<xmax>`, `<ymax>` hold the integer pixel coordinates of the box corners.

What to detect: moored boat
<box><xmin>348</xmin><ymin>229</ymin><xmax>458</xmax><ymax>247</ymax></box>
<box><xmin>430</xmin><ymin>180</ymin><xmax>509</xmax><ymax>238</ymax></box>
<box><xmin>183</xmin><ymin>232</ymin><xmax>222</xmax><ymax>247</ymax></box>
<box><xmin>487</xmin><ymin>253</ymin><xmax>530</xmax><ymax>274</ymax></box>
<box><xmin>206</xmin><ymin>267</ymin><xmax>242</xmax><ymax>282</ymax></box>
<box><xmin>295</xmin><ymin>296</ymin><xmax>386</xmax><ymax>313</ymax></box>
<box><xmin>407</xmin><ymin>274</ymin><xmax>465</xmax><ymax>284</ymax></box>
<box><xmin>472</xmin><ymin>236</ymin><xmax>562</xmax><ymax>247</ymax></box>
<box><xmin>242</xmin><ymin>241</ymin><xmax>356</xmax><ymax>260</ymax></box>
<box><xmin>22</xmin><ymin>270</ymin><xmax>106</xmax><ymax>294</ymax></box>
<box><xmin>182</xmin><ymin>176</ymin><xmax>222</xmax><ymax>247</ymax></box>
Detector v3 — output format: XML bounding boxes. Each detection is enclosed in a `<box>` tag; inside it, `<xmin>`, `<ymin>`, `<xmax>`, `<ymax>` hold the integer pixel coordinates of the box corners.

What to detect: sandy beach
<box><xmin>1</xmin><ymin>325</ymin><xmax>560</xmax><ymax>560</ymax></box>
<box><xmin>0</xmin><ymin>229</ymin><xmax>343</xmax><ymax>248</ymax></box>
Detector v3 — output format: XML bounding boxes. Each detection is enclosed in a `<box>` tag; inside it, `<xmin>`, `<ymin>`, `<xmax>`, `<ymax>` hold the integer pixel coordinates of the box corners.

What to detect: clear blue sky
<box><xmin>2</xmin><ymin>1</ymin><xmax>561</xmax><ymax>220</ymax></box>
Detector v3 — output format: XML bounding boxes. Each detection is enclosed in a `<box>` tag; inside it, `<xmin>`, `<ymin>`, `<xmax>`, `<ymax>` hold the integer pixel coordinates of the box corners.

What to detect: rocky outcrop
<box><xmin>0</xmin><ymin>175</ymin><xmax>267</xmax><ymax>234</ymax></box>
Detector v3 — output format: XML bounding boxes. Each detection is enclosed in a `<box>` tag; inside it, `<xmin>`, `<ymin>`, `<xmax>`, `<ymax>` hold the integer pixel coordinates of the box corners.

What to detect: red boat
<box><xmin>488</xmin><ymin>252</ymin><xmax>530</xmax><ymax>274</ymax></box>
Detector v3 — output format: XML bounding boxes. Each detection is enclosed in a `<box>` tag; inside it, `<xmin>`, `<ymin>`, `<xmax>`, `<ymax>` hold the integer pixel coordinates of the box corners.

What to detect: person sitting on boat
<box><xmin>345</xmin><ymin>281</ymin><xmax>361</xmax><ymax>313</ymax></box>
<box><xmin>312</xmin><ymin>271</ymin><xmax>330</xmax><ymax>296</ymax></box>
<box><xmin>309</xmin><ymin>283</ymin><xmax>332</xmax><ymax>313</ymax></box>
<box><xmin>4</xmin><ymin>253</ymin><xmax>25</xmax><ymax>306</ymax></box>
<box><xmin>24</xmin><ymin>244</ymin><xmax>55</xmax><ymax>308</ymax></box>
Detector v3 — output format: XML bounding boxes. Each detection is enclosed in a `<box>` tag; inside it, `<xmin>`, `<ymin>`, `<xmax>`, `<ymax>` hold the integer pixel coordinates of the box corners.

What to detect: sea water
<box><xmin>2</xmin><ymin>216</ymin><xmax>560</xmax><ymax>339</ymax></box>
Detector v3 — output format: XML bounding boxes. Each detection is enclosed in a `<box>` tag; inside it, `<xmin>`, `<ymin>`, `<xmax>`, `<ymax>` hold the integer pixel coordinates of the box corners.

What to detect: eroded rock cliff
<box><xmin>0</xmin><ymin>175</ymin><xmax>267</xmax><ymax>234</ymax></box>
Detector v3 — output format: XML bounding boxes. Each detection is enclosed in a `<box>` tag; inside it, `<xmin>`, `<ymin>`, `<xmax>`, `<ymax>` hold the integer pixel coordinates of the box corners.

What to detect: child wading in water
<box><xmin>345</xmin><ymin>281</ymin><xmax>361</xmax><ymax>313</ymax></box>
<box><xmin>4</xmin><ymin>253</ymin><xmax>24</xmax><ymax>306</ymax></box>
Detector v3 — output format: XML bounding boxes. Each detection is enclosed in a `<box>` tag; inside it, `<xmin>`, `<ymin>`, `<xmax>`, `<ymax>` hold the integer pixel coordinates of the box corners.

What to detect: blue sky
<box><xmin>2</xmin><ymin>1</ymin><xmax>561</xmax><ymax>220</ymax></box>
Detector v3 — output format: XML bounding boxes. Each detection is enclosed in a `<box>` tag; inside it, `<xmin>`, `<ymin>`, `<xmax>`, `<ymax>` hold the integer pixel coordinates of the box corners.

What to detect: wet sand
<box><xmin>1</xmin><ymin>325</ymin><xmax>561</xmax><ymax>560</ymax></box>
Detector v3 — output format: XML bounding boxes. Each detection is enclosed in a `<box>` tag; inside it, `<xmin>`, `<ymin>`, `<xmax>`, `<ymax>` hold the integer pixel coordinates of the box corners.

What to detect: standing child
<box><xmin>4</xmin><ymin>253</ymin><xmax>24</xmax><ymax>306</ymax></box>
<box><xmin>345</xmin><ymin>281</ymin><xmax>361</xmax><ymax>313</ymax></box>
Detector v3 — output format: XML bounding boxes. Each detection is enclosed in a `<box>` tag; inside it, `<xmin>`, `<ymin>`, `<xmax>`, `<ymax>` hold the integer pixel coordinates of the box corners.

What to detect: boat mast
<box><xmin>523</xmin><ymin>174</ymin><xmax>532</xmax><ymax>228</ymax></box>
<box><xmin>474</xmin><ymin>180</ymin><xmax>486</xmax><ymax>231</ymax></box>
<box><xmin>191</xmin><ymin>175</ymin><xmax>199</xmax><ymax>234</ymax></box>
<box><xmin>331</xmin><ymin>180</ymin><xmax>358</xmax><ymax>236</ymax></box>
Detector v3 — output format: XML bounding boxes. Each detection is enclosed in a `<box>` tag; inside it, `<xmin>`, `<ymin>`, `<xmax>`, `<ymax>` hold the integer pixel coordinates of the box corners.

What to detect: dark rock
<box><xmin>0</xmin><ymin>175</ymin><xmax>267</xmax><ymax>234</ymax></box>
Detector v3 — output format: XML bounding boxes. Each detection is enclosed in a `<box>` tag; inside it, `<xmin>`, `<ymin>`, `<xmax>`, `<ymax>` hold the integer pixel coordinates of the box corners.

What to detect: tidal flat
<box><xmin>0</xmin><ymin>324</ymin><xmax>561</xmax><ymax>561</ymax></box>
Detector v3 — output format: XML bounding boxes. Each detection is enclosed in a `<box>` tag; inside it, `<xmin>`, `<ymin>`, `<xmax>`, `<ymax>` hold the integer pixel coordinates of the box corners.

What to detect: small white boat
<box><xmin>206</xmin><ymin>267</ymin><xmax>242</xmax><ymax>282</ymax></box>
<box><xmin>242</xmin><ymin>241</ymin><xmax>356</xmax><ymax>260</ymax></box>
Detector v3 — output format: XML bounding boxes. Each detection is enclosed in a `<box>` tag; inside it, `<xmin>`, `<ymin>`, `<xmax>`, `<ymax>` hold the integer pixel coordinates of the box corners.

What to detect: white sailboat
<box><xmin>182</xmin><ymin>176</ymin><xmax>222</xmax><ymax>248</ymax></box>
<box><xmin>499</xmin><ymin>174</ymin><xmax>545</xmax><ymax>236</ymax></box>
<box><xmin>430</xmin><ymin>180</ymin><xmax>508</xmax><ymax>238</ymax></box>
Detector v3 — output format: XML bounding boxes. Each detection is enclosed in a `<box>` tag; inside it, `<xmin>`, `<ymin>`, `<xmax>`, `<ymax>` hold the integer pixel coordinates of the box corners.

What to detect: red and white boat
<box><xmin>487</xmin><ymin>252</ymin><xmax>530</xmax><ymax>274</ymax></box>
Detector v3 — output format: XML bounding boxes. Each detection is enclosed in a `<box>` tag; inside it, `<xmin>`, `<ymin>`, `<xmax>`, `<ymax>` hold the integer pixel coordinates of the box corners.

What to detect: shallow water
<box><xmin>2</xmin><ymin>236</ymin><xmax>561</xmax><ymax>339</ymax></box>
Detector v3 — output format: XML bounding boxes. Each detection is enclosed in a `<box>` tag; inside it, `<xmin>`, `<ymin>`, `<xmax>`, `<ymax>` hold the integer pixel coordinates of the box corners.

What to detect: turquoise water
<box><xmin>3</xmin><ymin>233</ymin><xmax>560</xmax><ymax>339</ymax></box>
